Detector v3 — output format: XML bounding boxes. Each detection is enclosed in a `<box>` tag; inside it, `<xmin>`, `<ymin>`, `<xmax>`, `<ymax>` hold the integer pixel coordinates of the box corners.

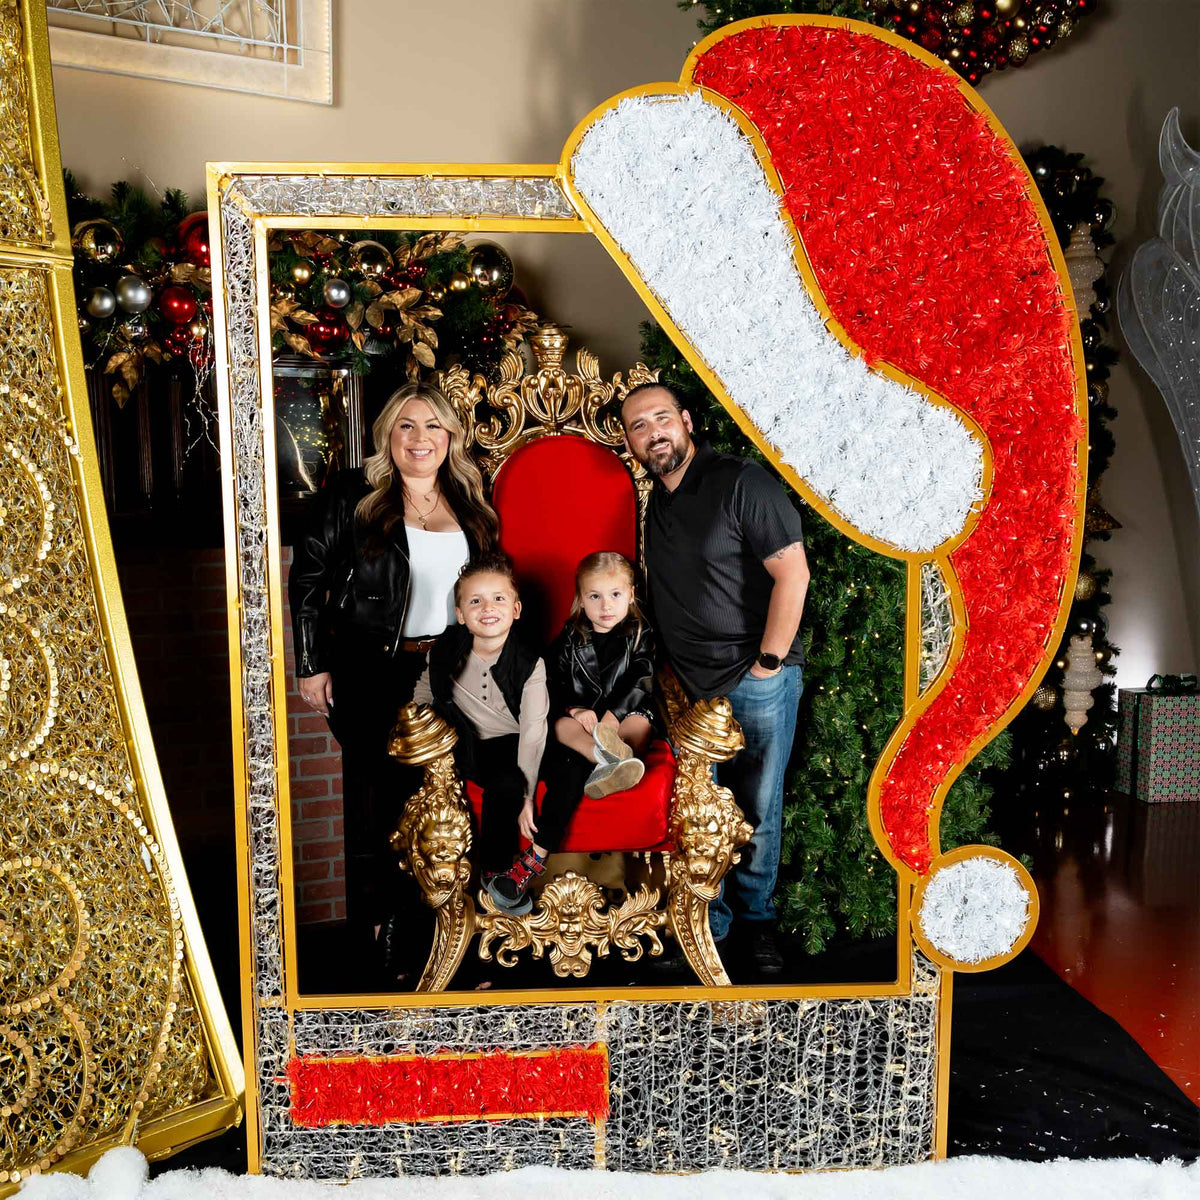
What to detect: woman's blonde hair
<box><xmin>569</xmin><ymin>551</ymin><xmax>646</xmax><ymax>643</ymax></box>
<box><xmin>356</xmin><ymin>381</ymin><xmax>498</xmax><ymax>551</ymax></box>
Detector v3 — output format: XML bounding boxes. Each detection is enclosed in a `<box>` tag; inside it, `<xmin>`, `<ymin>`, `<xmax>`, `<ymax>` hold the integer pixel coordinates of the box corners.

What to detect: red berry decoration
<box><xmin>158</xmin><ymin>283</ymin><xmax>198</xmax><ymax>325</ymax></box>
<box><xmin>177</xmin><ymin>212</ymin><xmax>211</xmax><ymax>268</ymax></box>
<box><xmin>306</xmin><ymin>308</ymin><xmax>349</xmax><ymax>356</ymax></box>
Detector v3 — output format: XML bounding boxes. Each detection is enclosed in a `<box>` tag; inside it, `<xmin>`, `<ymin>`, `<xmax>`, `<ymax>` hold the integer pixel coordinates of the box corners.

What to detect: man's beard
<box><xmin>643</xmin><ymin>435</ymin><xmax>687</xmax><ymax>477</ymax></box>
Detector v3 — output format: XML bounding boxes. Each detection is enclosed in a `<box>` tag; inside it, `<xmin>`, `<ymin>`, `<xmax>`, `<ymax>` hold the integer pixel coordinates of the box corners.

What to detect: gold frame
<box><xmin>1</xmin><ymin>2</ymin><xmax>242</xmax><ymax>1192</ymax></box>
<box><xmin>209</xmin><ymin>15</ymin><xmax>1085</xmax><ymax>1176</ymax></box>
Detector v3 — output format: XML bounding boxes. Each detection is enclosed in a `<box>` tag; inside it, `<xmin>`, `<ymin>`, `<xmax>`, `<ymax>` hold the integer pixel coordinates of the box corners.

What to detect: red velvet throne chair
<box><xmin>389</xmin><ymin>325</ymin><xmax>751</xmax><ymax>990</ymax></box>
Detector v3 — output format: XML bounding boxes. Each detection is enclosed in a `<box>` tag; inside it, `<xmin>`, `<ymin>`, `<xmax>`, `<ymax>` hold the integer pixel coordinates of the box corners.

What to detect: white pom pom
<box><xmin>917</xmin><ymin>852</ymin><xmax>1033</xmax><ymax>966</ymax></box>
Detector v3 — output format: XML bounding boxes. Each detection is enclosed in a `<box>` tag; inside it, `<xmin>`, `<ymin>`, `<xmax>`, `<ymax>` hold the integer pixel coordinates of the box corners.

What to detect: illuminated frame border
<box><xmin>209</xmin><ymin>15</ymin><xmax>1081</xmax><ymax>1179</ymax></box>
<box><xmin>208</xmin><ymin>165</ymin><xmax>941</xmax><ymax>1175</ymax></box>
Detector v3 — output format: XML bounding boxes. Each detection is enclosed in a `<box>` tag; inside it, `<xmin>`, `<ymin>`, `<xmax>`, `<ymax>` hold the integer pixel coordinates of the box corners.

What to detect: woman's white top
<box><xmin>402</xmin><ymin>526</ymin><xmax>470</xmax><ymax>637</ymax></box>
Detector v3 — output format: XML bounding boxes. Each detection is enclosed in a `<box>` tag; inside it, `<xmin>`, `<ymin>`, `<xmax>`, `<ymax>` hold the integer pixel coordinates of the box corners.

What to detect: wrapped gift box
<box><xmin>1116</xmin><ymin>677</ymin><xmax>1200</xmax><ymax>803</ymax></box>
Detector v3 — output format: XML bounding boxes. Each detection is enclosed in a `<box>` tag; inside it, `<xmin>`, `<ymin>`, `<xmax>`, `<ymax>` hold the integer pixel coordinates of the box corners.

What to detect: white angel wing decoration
<box><xmin>1118</xmin><ymin>108</ymin><xmax>1200</xmax><ymax>523</ymax></box>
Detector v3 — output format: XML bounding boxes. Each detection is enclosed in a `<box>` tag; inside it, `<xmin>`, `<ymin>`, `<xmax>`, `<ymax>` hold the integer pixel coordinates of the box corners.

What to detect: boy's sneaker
<box><xmin>485</xmin><ymin>846</ymin><xmax>547</xmax><ymax>914</ymax></box>
<box><xmin>583</xmin><ymin>757</ymin><xmax>645</xmax><ymax>799</ymax></box>
<box><xmin>593</xmin><ymin>724</ymin><xmax>634</xmax><ymax>765</ymax></box>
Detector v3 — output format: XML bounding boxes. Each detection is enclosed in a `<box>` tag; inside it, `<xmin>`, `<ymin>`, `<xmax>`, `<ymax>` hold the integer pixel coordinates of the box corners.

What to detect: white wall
<box><xmin>51</xmin><ymin>0</ymin><xmax>1200</xmax><ymax>684</ymax></box>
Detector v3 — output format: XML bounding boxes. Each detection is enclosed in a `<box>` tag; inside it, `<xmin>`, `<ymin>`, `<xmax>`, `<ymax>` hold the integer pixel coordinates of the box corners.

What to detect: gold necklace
<box><xmin>408</xmin><ymin>487</ymin><xmax>440</xmax><ymax>530</ymax></box>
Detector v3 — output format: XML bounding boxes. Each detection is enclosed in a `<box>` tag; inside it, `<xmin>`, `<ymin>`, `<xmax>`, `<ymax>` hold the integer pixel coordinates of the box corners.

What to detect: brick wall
<box><xmin>280</xmin><ymin>547</ymin><xmax>347</xmax><ymax>925</ymax></box>
<box><xmin>119</xmin><ymin>542</ymin><xmax>346</xmax><ymax>931</ymax></box>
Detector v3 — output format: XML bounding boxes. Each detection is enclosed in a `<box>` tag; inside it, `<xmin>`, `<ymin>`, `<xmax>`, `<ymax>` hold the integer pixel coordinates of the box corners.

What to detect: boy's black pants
<box><xmin>459</xmin><ymin>732</ymin><xmax>527</xmax><ymax>871</ymax></box>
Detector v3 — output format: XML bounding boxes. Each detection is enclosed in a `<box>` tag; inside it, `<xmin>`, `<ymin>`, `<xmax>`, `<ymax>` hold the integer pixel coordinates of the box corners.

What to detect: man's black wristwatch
<box><xmin>756</xmin><ymin>651</ymin><xmax>783</xmax><ymax>672</ymax></box>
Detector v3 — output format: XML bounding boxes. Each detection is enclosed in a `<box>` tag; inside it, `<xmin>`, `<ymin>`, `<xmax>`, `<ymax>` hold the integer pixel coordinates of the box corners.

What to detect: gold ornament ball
<box><xmin>1007</xmin><ymin>33</ymin><xmax>1031</xmax><ymax>63</ymax></box>
<box><xmin>952</xmin><ymin>2</ymin><xmax>975</xmax><ymax>25</ymax></box>
<box><xmin>448</xmin><ymin>271</ymin><xmax>471</xmax><ymax>293</ymax></box>
<box><xmin>350</xmin><ymin>239</ymin><xmax>392</xmax><ymax>278</ymax></box>
<box><xmin>188</xmin><ymin>316</ymin><xmax>209</xmax><ymax>341</ymax></box>
<box><xmin>71</xmin><ymin>218</ymin><xmax>124</xmax><ymax>264</ymax></box>
<box><xmin>426</xmin><ymin>281</ymin><xmax>447</xmax><ymax>303</ymax></box>
<box><xmin>467</xmin><ymin>241</ymin><xmax>514</xmax><ymax>298</ymax></box>
<box><xmin>1074</xmin><ymin>571</ymin><xmax>1097</xmax><ymax>601</ymax></box>
<box><xmin>291</xmin><ymin>259</ymin><xmax>315</xmax><ymax>285</ymax></box>
<box><xmin>1032</xmin><ymin>685</ymin><xmax>1058</xmax><ymax>712</ymax></box>
<box><xmin>995</xmin><ymin>0</ymin><xmax>1023</xmax><ymax>15</ymax></box>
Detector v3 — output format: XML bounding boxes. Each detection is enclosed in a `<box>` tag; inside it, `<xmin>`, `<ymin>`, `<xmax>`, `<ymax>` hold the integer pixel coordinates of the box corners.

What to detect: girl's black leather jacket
<box><xmin>288</xmin><ymin>469</ymin><xmax>478</xmax><ymax>677</ymax></box>
<box><xmin>546</xmin><ymin>616</ymin><xmax>656</xmax><ymax>723</ymax></box>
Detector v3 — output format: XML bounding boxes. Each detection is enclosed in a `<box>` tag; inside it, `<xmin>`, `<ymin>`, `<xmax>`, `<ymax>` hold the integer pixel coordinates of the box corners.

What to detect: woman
<box><xmin>289</xmin><ymin>380</ymin><xmax>498</xmax><ymax>979</ymax></box>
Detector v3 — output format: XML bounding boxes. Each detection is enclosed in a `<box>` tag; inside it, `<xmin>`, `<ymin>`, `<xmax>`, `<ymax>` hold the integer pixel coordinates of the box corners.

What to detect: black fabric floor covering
<box><xmin>949</xmin><ymin>948</ymin><xmax>1199</xmax><ymax>1160</ymax></box>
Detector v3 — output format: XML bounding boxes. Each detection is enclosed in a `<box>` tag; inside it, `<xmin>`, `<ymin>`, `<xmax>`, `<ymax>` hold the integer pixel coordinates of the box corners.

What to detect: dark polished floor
<box><xmin>1004</xmin><ymin>790</ymin><xmax>1200</xmax><ymax>1105</ymax></box>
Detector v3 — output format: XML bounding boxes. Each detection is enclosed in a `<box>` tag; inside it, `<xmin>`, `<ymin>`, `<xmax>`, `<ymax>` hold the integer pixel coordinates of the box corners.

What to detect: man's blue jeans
<box><xmin>709</xmin><ymin>663</ymin><xmax>802</xmax><ymax>942</ymax></box>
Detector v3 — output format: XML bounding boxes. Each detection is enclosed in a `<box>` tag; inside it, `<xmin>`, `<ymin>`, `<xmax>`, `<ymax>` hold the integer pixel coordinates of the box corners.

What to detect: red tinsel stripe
<box><xmin>286</xmin><ymin>1045</ymin><xmax>610</xmax><ymax>1126</ymax></box>
<box><xmin>695</xmin><ymin>24</ymin><xmax>1083</xmax><ymax>873</ymax></box>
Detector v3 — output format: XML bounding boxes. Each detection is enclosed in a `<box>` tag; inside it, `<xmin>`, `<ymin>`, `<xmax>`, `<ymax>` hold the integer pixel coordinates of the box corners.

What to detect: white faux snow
<box><xmin>17</xmin><ymin>1147</ymin><xmax>1199</xmax><ymax>1200</ymax></box>
<box><xmin>570</xmin><ymin>91</ymin><xmax>985</xmax><ymax>554</ymax></box>
<box><xmin>918</xmin><ymin>855</ymin><xmax>1031</xmax><ymax>964</ymax></box>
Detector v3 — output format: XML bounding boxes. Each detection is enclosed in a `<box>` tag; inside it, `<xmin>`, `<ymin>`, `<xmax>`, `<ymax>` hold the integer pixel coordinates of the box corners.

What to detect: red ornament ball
<box><xmin>163</xmin><ymin>326</ymin><xmax>193</xmax><ymax>357</ymax></box>
<box><xmin>177</xmin><ymin>212</ymin><xmax>211</xmax><ymax>267</ymax></box>
<box><xmin>158</xmin><ymin>284</ymin><xmax>198</xmax><ymax>325</ymax></box>
<box><xmin>306</xmin><ymin>308</ymin><xmax>349</xmax><ymax>355</ymax></box>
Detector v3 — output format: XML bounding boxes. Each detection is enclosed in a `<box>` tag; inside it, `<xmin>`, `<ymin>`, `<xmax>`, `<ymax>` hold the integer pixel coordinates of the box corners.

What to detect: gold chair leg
<box><xmin>664</xmin><ymin>694</ymin><xmax>753</xmax><ymax>988</ymax></box>
<box><xmin>389</xmin><ymin>705</ymin><xmax>475</xmax><ymax>994</ymax></box>
<box><xmin>667</xmin><ymin>879</ymin><xmax>731</xmax><ymax>987</ymax></box>
<box><xmin>416</xmin><ymin>890</ymin><xmax>476</xmax><ymax>993</ymax></box>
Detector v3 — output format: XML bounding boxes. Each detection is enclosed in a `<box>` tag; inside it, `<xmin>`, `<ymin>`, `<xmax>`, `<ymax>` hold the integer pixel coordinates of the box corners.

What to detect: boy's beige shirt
<box><xmin>413</xmin><ymin>651</ymin><xmax>549</xmax><ymax>798</ymax></box>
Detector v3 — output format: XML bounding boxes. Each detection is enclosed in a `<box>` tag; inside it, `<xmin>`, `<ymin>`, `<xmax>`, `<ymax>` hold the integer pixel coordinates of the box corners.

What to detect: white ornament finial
<box><xmin>1062</xmin><ymin>632</ymin><xmax>1103</xmax><ymax>734</ymax></box>
<box><xmin>1064</xmin><ymin>223</ymin><xmax>1104</xmax><ymax>320</ymax></box>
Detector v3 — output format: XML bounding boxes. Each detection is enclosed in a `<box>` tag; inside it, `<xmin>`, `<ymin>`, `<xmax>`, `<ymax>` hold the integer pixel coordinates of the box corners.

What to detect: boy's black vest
<box><xmin>426</xmin><ymin>623</ymin><xmax>541</xmax><ymax>755</ymax></box>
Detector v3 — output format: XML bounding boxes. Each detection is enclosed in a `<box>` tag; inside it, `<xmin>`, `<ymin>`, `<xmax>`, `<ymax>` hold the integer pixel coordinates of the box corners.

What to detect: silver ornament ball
<box><xmin>85</xmin><ymin>286</ymin><xmax>117</xmax><ymax>319</ymax></box>
<box><xmin>323</xmin><ymin>277</ymin><xmax>352</xmax><ymax>308</ymax></box>
<box><xmin>115</xmin><ymin>274</ymin><xmax>152</xmax><ymax>313</ymax></box>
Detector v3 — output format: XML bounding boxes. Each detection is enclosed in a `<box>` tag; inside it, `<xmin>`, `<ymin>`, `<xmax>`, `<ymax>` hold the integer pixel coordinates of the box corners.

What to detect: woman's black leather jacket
<box><xmin>546</xmin><ymin>616</ymin><xmax>656</xmax><ymax>723</ymax></box>
<box><xmin>288</xmin><ymin>469</ymin><xmax>477</xmax><ymax>678</ymax></box>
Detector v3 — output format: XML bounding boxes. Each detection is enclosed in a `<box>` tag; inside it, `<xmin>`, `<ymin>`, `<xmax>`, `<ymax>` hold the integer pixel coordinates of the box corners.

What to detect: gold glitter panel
<box><xmin>0</xmin><ymin>2</ymin><xmax>242</xmax><ymax>1191</ymax></box>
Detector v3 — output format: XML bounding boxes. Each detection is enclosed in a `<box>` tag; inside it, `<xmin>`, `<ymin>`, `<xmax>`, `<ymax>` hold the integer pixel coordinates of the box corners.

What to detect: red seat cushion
<box><xmin>464</xmin><ymin>739</ymin><xmax>676</xmax><ymax>854</ymax></box>
<box><xmin>492</xmin><ymin>435</ymin><xmax>637</xmax><ymax>645</ymax></box>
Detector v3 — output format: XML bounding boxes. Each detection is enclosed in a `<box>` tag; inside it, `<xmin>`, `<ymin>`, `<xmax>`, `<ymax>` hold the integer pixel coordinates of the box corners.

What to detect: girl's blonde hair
<box><xmin>356</xmin><ymin>381</ymin><xmax>498</xmax><ymax>551</ymax></box>
<box><xmin>569</xmin><ymin>551</ymin><xmax>646</xmax><ymax>643</ymax></box>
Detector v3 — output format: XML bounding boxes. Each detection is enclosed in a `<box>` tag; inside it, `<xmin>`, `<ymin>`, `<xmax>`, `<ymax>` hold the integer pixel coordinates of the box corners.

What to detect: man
<box><xmin>621</xmin><ymin>382</ymin><xmax>809</xmax><ymax>978</ymax></box>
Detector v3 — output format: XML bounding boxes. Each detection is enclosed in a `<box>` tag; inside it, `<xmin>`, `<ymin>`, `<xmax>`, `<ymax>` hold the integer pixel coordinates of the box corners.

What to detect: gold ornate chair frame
<box><xmin>208</xmin><ymin>162</ymin><xmax>932</xmax><ymax>1179</ymax></box>
<box><xmin>388</xmin><ymin>324</ymin><xmax>754</xmax><ymax>990</ymax></box>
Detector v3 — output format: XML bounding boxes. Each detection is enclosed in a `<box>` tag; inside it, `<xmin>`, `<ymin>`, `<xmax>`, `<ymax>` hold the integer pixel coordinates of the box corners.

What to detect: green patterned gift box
<box><xmin>1116</xmin><ymin>675</ymin><xmax>1200</xmax><ymax>803</ymax></box>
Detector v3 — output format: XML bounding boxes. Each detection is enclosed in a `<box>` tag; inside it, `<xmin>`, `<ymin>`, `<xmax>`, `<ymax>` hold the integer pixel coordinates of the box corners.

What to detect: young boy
<box><xmin>412</xmin><ymin>553</ymin><xmax>549</xmax><ymax>875</ymax></box>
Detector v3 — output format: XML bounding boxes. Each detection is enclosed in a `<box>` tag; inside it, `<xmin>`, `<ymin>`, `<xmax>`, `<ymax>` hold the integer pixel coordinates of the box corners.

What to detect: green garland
<box><xmin>66</xmin><ymin>172</ymin><xmax>539</xmax><ymax>404</ymax></box>
<box><xmin>680</xmin><ymin>0</ymin><xmax>1099</xmax><ymax>88</ymax></box>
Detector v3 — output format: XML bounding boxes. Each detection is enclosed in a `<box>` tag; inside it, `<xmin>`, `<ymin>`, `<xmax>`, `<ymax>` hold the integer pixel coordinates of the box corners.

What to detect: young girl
<box><xmin>487</xmin><ymin>551</ymin><xmax>657</xmax><ymax>911</ymax></box>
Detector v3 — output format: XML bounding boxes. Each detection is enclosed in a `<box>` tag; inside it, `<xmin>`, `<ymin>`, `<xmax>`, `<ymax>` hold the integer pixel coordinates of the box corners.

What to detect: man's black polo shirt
<box><xmin>645</xmin><ymin>442</ymin><xmax>805</xmax><ymax>700</ymax></box>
